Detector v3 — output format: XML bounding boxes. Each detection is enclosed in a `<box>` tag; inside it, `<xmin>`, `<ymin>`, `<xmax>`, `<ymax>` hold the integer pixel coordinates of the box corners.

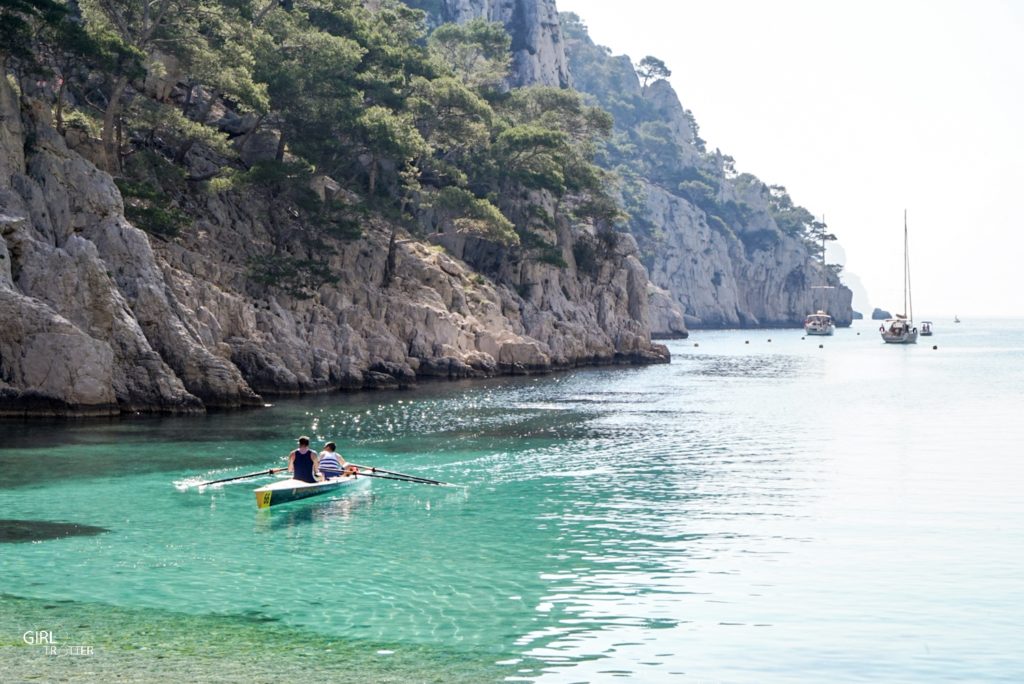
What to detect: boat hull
<box><xmin>254</xmin><ymin>475</ymin><xmax>360</xmax><ymax>509</ymax></box>
<box><xmin>881</xmin><ymin>330</ymin><xmax>918</xmax><ymax>344</ymax></box>
<box><xmin>880</xmin><ymin>317</ymin><xmax>918</xmax><ymax>344</ymax></box>
<box><xmin>804</xmin><ymin>312</ymin><xmax>834</xmax><ymax>336</ymax></box>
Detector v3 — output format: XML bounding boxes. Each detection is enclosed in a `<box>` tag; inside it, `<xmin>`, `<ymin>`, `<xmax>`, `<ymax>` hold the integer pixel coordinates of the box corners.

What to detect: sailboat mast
<box><xmin>905</xmin><ymin>210</ymin><xmax>913</xmax><ymax>322</ymax></box>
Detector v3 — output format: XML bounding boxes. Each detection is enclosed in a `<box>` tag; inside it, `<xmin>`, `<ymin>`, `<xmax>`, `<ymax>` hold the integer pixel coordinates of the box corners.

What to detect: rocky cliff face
<box><xmin>0</xmin><ymin>75</ymin><xmax>666</xmax><ymax>417</ymax></box>
<box><xmin>560</xmin><ymin>12</ymin><xmax>853</xmax><ymax>330</ymax></box>
<box><xmin>640</xmin><ymin>182</ymin><xmax>852</xmax><ymax>327</ymax></box>
<box><xmin>411</xmin><ymin>0</ymin><xmax>570</xmax><ymax>88</ymax></box>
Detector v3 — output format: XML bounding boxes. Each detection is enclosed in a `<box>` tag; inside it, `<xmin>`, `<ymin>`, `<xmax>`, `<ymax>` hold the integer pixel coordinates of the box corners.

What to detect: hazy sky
<box><xmin>557</xmin><ymin>0</ymin><xmax>1024</xmax><ymax>317</ymax></box>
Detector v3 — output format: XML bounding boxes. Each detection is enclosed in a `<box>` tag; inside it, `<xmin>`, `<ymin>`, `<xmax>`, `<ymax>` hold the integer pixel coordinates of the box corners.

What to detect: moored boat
<box><xmin>881</xmin><ymin>315</ymin><xmax>918</xmax><ymax>344</ymax></box>
<box><xmin>254</xmin><ymin>474</ymin><xmax>361</xmax><ymax>509</ymax></box>
<box><xmin>805</xmin><ymin>215</ymin><xmax>837</xmax><ymax>337</ymax></box>
<box><xmin>881</xmin><ymin>211</ymin><xmax>918</xmax><ymax>345</ymax></box>
<box><xmin>804</xmin><ymin>311</ymin><xmax>835</xmax><ymax>336</ymax></box>
<box><xmin>920</xmin><ymin>321</ymin><xmax>933</xmax><ymax>336</ymax></box>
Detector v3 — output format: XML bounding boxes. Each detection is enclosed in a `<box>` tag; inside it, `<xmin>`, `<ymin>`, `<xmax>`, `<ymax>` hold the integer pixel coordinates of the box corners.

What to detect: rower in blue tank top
<box><xmin>287</xmin><ymin>436</ymin><xmax>320</xmax><ymax>483</ymax></box>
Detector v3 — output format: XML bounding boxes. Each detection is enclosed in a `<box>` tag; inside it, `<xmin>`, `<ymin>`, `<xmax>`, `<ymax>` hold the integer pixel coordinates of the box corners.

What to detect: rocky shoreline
<box><xmin>1</xmin><ymin>0</ymin><xmax>857</xmax><ymax>419</ymax></box>
<box><xmin>0</xmin><ymin>73</ymin><xmax>670</xmax><ymax>419</ymax></box>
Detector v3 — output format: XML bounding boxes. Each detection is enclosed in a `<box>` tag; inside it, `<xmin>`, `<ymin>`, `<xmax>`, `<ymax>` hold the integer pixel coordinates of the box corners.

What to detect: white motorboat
<box><xmin>804</xmin><ymin>311</ymin><xmax>835</xmax><ymax>336</ymax></box>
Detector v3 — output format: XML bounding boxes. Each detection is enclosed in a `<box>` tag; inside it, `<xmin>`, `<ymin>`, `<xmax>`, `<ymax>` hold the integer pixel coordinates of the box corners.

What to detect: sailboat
<box><xmin>880</xmin><ymin>210</ymin><xmax>918</xmax><ymax>344</ymax></box>
<box><xmin>804</xmin><ymin>215</ymin><xmax>836</xmax><ymax>336</ymax></box>
<box><xmin>954</xmin><ymin>314</ymin><xmax>961</xmax><ymax>324</ymax></box>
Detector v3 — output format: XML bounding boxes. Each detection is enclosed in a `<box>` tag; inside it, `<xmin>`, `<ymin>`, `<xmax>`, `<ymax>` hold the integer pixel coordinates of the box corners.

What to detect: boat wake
<box><xmin>172</xmin><ymin>476</ymin><xmax>233</xmax><ymax>492</ymax></box>
<box><xmin>175</xmin><ymin>469</ymin><xmax>290</xmax><ymax>492</ymax></box>
<box><xmin>173</xmin><ymin>477</ymin><xmax>206</xmax><ymax>492</ymax></box>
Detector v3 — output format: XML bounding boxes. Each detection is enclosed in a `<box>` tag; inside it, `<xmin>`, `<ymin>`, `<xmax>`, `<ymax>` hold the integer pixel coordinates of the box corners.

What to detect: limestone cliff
<box><xmin>408</xmin><ymin>0</ymin><xmax>570</xmax><ymax>88</ymax></box>
<box><xmin>639</xmin><ymin>180</ymin><xmax>852</xmax><ymax>327</ymax></box>
<box><xmin>0</xmin><ymin>75</ymin><xmax>666</xmax><ymax>417</ymax></box>
<box><xmin>560</xmin><ymin>13</ymin><xmax>854</xmax><ymax>329</ymax></box>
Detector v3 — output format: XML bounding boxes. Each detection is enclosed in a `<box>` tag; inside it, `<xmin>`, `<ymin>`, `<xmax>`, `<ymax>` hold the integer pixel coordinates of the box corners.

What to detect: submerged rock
<box><xmin>0</xmin><ymin>519</ymin><xmax>109</xmax><ymax>543</ymax></box>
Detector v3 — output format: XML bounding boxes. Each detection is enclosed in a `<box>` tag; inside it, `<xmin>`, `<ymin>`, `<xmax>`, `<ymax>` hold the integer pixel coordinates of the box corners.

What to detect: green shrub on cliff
<box><xmin>5</xmin><ymin>0</ymin><xmax>624</xmax><ymax>292</ymax></box>
<box><xmin>560</xmin><ymin>10</ymin><xmax>834</xmax><ymax>259</ymax></box>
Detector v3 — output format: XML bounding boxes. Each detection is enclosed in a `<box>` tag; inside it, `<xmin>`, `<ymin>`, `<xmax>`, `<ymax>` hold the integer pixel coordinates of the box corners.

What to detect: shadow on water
<box><xmin>0</xmin><ymin>411</ymin><xmax>295</xmax><ymax>490</ymax></box>
<box><xmin>0</xmin><ymin>411</ymin><xmax>285</xmax><ymax>449</ymax></box>
<box><xmin>0</xmin><ymin>519</ymin><xmax>109</xmax><ymax>543</ymax></box>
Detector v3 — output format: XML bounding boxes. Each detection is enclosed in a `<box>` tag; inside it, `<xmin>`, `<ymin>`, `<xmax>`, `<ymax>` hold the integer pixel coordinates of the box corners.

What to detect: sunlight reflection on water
<box><xmin>2</xmin><ymin>321</ymin><xmax>1023</xmax><ymax>682</ymax></box>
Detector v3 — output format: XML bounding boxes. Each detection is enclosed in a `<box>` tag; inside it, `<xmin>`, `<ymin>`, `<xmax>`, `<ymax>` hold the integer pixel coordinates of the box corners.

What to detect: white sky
<box><xmin>557</xmin><ymin>0</ymin><xmax>1024</xmax><ymax>317</ymax></box>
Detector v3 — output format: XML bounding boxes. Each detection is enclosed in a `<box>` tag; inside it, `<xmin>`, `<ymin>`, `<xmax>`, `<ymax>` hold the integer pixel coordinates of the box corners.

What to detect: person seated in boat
<box><xmin>320</xmin><ymin>442</ymin><xmax>359</xmax><ymax>479</ymax></box>
<box><xmin>318</xmin><ymin>441</ymin><xmax>349</xmax><ymax>479</ymax></box>
<box><xmin>287</xmin><ymin>436</ymin><xmax>320</xmax><ymax>483</ymax></box>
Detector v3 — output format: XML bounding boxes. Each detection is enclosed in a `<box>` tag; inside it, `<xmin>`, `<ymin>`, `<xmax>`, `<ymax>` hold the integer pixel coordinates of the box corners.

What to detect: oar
<box><xmin>348</xmin><ymin>463</ymin><xmax>453</xmax><ymax>487</ymax></box>
<box><xmin>348</xmin><ymin>464</ymin><xmax>450</xmax><ymax>486</ymax></box>
<box><xmin>354</xmin><ymin>471</ymin><xmax>445</xmax><ymax>485</ymax></box>
<box><xmin>196</xmin><ymin>467</ymin><xmax>287</xmax><ymax>487</ymax></box>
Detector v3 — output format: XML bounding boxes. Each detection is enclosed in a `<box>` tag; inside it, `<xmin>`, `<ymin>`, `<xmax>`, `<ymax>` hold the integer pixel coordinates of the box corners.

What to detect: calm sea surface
<box><xmin>2</xmin><ymin>319</ymin><xmax>1023</xmax><ymax>682</ymax></box>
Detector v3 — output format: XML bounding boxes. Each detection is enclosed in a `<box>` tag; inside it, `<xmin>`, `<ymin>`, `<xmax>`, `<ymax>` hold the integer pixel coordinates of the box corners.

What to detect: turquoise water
<box><xmin>2</xmin><ymin>319</ymin><xmax>1023</xmax><ymax>682</ymax></box>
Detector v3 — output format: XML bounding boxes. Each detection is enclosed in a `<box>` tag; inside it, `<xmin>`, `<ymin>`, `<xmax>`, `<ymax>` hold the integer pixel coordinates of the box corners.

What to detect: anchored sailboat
<box><xmin>880</xmin><ymin>211</ymin><xmax>918</xmax><ymax>344</ymax></box>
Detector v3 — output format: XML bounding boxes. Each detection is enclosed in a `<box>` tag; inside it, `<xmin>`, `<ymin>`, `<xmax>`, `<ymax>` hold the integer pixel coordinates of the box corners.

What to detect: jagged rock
<box><xmin>236</xmin><ymin>129</ymin><xmax>282</xmax><ymax>167</ymax></box>
<box><xmin>0</xmin><ymin>77</ymin><xmax>24</xmax><ymax>182</ymax></box>
<box><xmin>0</xmin><ymin>77</ymin><xmax>231</xmax><ymax>415</ymax></box>
<box><xmin>562</xmin><ymin>14</ymin><xmax>854</xmax><ymax>329</ymax></box>
<box><xmin>0</xmin><ymin>288</ymin><xmax>118</xmax><ymax>416</ymax></box>
<box><xmin>369</xmin><ymin>360</ymin><xmax>416</xmax><ymax>386</ymax></box>
<box><xmin>0</xmin><ymin>17</ymin><xmax>672</xmax><ymax>418</ymax></box>
<box><xmin>648</xmin><ymin>283</ymin><xmax>688</xmax><ymax>339</ymax></box>
<box><xmin>498</xmin><ymin>341</ymin><xmax>549</xmax><ymax>373</ymax></box>
<box><xmin>310</xmin><ymin>175</ymin><xmax>342</xmax><ymax>203</ymax></box>
<box><xmin>363</xmin><ymin>371</ymin><xmax>399</xmax><ymax>389</ymax></box>
<box><xmin>872</xmin><ymin>308</ymin><xmax>892</xmax><ymax>320</ymax></box>
<box><xmin>416</xmin><ymin>355</ymin><xmax>480</xmax><ymax>378</ymax></box>
<box><xmin>142</xmin><ymin>51</ymin><xmax>182</xmax><ymax>101</ymax></box>
<box><xmin>216</xmin><ymin>111</ymin><xmax>259</xmax><ymax>137</ymax></box>
<box><xmin>420</xmin><ymin>0</ymin><xmax>571</xmax><ymax>88</ymax></box>
<box><xmin>641</xmin><ymin>79</ymin><xmax>703</xmax><ymax>167</ymax></box>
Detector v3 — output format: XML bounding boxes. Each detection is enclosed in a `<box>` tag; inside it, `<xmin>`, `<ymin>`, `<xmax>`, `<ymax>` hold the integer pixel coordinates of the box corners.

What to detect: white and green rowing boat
<box><xmin>254</xmin><ymin>474</ymin><xmax>361</xmax><ymax>509</ymax></box>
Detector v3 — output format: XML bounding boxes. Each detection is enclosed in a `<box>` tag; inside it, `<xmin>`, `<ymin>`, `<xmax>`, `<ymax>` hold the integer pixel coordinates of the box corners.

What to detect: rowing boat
<box><xmin>254</xmin><ymin>474</ymin><xmax>361</xmax><ymax>509</ymax></box>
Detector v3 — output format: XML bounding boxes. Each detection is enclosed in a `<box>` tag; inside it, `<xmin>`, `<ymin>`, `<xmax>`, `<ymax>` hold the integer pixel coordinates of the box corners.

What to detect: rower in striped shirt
<box><xmin>318</xmin><ymin>442</ymin><xmax>357</xmax><ymax>479</ymax></box>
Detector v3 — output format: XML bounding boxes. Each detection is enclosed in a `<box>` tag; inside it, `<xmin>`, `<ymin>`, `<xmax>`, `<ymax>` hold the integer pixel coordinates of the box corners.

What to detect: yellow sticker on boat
<box><xmin>257</xmin><ymin>491</ymin><xmax>272</xmax><ymax>509</ymax></box>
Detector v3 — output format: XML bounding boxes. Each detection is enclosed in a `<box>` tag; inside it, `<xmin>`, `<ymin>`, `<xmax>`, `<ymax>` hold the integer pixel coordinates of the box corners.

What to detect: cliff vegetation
<box><xmin>0</xmin><ymin>0</ymin><xmax>668</xmax><ymax>416</ymax></box>
<box><xmin>561</xmin><ymin>12</ymin><xmax>853</xmax><ymax>328</ymax></box>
